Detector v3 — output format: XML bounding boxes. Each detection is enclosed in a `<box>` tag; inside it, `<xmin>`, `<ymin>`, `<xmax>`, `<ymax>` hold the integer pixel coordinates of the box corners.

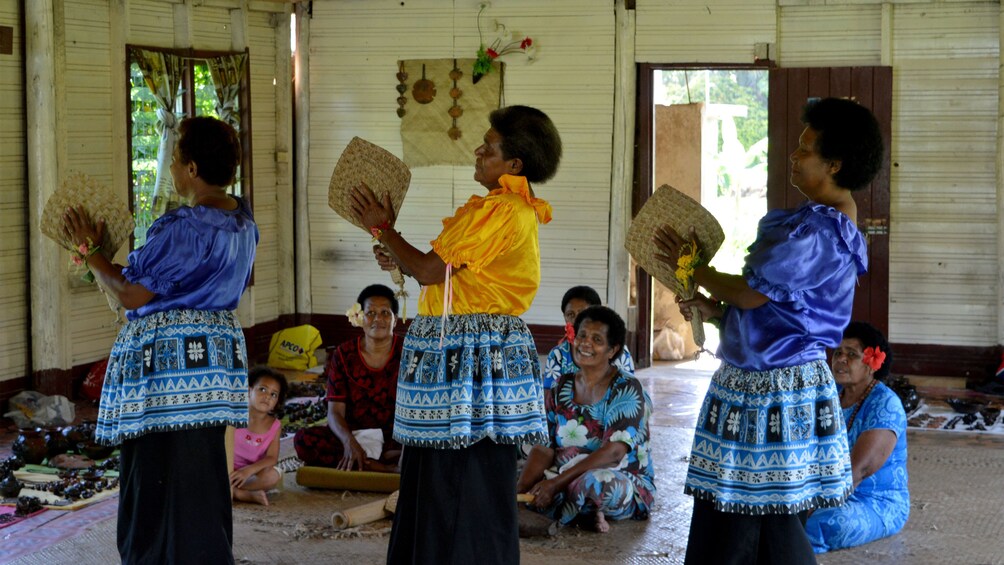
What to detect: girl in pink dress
<box><xmin>231</xmin><ymin>367</ymin><xmax>288</xmax><ymax>505</ymax></box>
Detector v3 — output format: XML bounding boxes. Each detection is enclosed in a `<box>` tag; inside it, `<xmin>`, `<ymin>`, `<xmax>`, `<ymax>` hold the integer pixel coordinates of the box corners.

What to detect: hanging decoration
<box><xmin>395</xmin><ymin>62</ymin><xmax>408</xmax><ymax>118</ymax></box>
<box><xmin>472</xmin><ymin>3</ymin><xmax>537</xmax><ymax>84</ymax></box>
<box><xmin>396</xmin><ymin>58</ymin><xmax>503</xmax><ymax>167</ymax></box>
<box><xmin>448</xmin><ymin>60</ymin><xmax>463</xmax><ymax>140</ymax></box>
<box><xmin>412</xmin><ymin>64</ymin><xmax>436</xmax><ymax>104</ymax></box>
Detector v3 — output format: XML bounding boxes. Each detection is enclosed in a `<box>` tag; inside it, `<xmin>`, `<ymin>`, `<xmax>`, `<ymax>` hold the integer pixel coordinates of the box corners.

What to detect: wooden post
<box><xmin>26</xmin><ymin>0</ymin><xmax>71</xmax><ymax>379</ymax></box>
<box><xmin>608</xmin><ymin>0</ymin><xmax>637</xmax><ymax>325</ymax></box>
<box><xmin>274</xmin><ymin>6</ymin><xmax>296</xmax><ymax>316</ymax></box>
<box><xmin>293</xmin><ymin>3</ymin><xmax>312</xmax><ymax>314</ymax></box>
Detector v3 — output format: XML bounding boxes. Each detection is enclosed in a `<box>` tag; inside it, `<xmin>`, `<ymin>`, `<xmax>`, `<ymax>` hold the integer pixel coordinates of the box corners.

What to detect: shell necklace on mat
<box><xmin>845</xmin><ymin>378</ymin><xmax>878</xmax><ymax>430</ymax></box>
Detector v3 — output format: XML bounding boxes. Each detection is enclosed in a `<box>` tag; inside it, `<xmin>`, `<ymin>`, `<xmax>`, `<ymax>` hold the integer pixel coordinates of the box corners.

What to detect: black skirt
<box><xmin>117</xmin><ymin>426</ymin><xmax>234</xmax><ymax>565</ymax></box>
<box><xmin>387</xmin><ymin>440</ymin><xmax>519</xmax><ymax>565</ymax></box>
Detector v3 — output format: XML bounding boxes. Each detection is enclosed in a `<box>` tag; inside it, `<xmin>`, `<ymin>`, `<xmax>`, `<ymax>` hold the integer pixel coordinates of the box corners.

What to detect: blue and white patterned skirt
<box><xmin>393</xmin><ymin>313</ymin><xmax>548</xmax><ymax>449</ymax></box>
<box><xmin>95</xmin><ymin>309</ymin><xmax>250</xmax><ymax>446</ymax></box>
<box><xmin>684</xmin><ymin>359</ymin><xmax>852</xmax><ymax>515</ymax></box>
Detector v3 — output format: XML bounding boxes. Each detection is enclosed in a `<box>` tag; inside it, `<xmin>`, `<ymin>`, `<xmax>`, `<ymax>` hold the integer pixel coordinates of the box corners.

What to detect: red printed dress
<box><xmin>293</xmin><ymin>336</ymin><xmax>403</xmax><ymax>466</ymax></box>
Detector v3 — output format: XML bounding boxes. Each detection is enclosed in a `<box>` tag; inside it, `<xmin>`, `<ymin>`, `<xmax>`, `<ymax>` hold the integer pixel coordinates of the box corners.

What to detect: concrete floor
<box><xmin>5</xmin><ymin>359</ymin><xmax>1004</xmax><ymax>564</ymax></box>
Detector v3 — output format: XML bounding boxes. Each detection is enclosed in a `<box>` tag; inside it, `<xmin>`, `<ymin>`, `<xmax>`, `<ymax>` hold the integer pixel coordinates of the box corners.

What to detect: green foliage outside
<box><xmin>129</xmin><ymin>61</ymin><xmax>224</xmax><ymax>247</ymax></box>
<box><xmin>656</xmin><ymin>69</ymin><xmax>769</xmax><ymax>275</ymax></box>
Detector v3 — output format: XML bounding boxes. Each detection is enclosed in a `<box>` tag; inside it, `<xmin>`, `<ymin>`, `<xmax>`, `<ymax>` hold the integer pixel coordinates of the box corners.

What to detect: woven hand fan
<box><xmin>40</xmin><ymin>171</ymin><xmax>135</xmax><ymax>260</ymax></box>
<box><xmin>41</xmin><ymin>171</ymin><xmax>135</xmax><ymax>323</ymax></box>
<box><xmin>328</xmin><ymin>137</ymin><xmax>412</xmax><ymax>316</ymax></box>
<box><xmin>625</xmin><ymin>185</ymin><xmax>725</xmax><ymax>347</ymax></box>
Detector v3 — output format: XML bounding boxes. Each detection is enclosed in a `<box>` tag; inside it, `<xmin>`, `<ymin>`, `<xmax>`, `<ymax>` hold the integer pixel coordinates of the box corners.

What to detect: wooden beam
<box><xmin>608</xmin><ymin>0</ymin><xmax>636</xmax><ymax>322</ymax></box>
<box><xmin>293</xmin><ymin>2</ymin><xmax>312</xmax><ymax>313</ymax></box>
<box><xmin>26</xmin><ymin>0</ymin><xmax>71</xmax><ymax>372</ymax></box>
<box><xmin>273</xmin><ymin>6</ymin><xmax>296</xmax><ymax>316</ymax></box>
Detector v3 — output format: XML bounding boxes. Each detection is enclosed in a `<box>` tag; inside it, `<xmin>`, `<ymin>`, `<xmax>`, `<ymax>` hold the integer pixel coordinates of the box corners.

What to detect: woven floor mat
<box><xmin>9</xmin><ymin>428</ymin><xmax>1004</xmax><ymax>564</ymax></box>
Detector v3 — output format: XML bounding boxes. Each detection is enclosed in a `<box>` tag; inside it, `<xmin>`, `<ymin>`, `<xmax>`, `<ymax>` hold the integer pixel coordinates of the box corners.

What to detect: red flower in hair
<box><xmin>562</xmin><ymin>322</ymin><xmax>576</xmax><ymax>344</ymax></box>
<box><xmin>862</xmin><ymin>346</ymin><xmax>886</xmax><ymax>372</ymax></box>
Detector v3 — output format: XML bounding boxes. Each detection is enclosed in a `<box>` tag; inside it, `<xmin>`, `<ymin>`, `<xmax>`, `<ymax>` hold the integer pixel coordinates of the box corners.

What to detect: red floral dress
<box><xmin>293</xmin><ymin>336</ymin><xmax>402</xmax><ymax>466</ymax></box>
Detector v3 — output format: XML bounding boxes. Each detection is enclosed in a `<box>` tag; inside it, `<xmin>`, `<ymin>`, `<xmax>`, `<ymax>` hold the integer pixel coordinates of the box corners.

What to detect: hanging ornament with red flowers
<box><xmin>472</xmin><ymin>3</ymin><xmax>538</xmax><ymax>84</ymax></box>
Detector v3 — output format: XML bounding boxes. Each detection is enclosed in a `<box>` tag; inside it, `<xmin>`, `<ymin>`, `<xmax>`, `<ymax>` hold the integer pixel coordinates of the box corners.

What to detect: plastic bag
<box><xmin>81</xmin><ymin>358</ymin><xmax>108</xmax><ymax>401</ymax></box>
<box><xmin>4</xmin><ymin>391</ymin><xmax>76</xmax><ymax>428</ymax></box>
<box><xmin>267</xmin><ymin>325</ymin><xmax>323</xmax><ymax>371</ymax></box>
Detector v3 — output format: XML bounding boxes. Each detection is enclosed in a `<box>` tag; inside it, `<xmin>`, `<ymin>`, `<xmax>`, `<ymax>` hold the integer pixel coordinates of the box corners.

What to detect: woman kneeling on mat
<box><xmin>805</xmin><ymin>321</ymin><xmax>909</xmax><ymax>553</ymax></box>
<box><xmin>518</xmin><ymin>306</ymin><xmax>656</xmax><ymax>532</ymax></box>
<box><xmin>293</xmin><ymin>284</ymin><xmax>403</xmax><ymax>472</ymax></box>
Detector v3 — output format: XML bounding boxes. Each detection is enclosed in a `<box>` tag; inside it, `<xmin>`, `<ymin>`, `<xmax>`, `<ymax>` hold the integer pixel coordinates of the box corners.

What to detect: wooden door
<box><xmin>767</xmin><ymin>67</ymin><xmax>893</xmax><ymax>336</ymax></box>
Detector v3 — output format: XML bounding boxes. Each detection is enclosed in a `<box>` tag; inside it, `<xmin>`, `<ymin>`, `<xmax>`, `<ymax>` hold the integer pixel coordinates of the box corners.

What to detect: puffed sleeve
<box><xmin>600</xmin><ymin>377</ymin><xmax>647</xmax><ymax>450</ymax></box>
<box><xmin>861</xmin><ymin>388</ymin><xmax>907</xmax><ymax>438</ymax></box>
<box><xmin>743</xmin><ymin>214</ymin><xmax>859</xmax><ymax>302</ymax></box>
<box><xmin>430</xmin><ymin>197</ymin><xmax>517</xmax><ymax>273</ymax></box>
<box><xmin>122</xmin><ymin>215</ymin><xmax>205</xmax><ymax>296</ymax></box>
<box><xmin>325</xmin><ymin>346</ymin><xmax>350</xmax><ymax>403</ymax></box>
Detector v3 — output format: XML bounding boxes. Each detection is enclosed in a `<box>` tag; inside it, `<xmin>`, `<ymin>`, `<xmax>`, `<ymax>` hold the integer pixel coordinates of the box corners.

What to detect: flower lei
<box><xmin>674</xmin><ymin>239</ymin><xmax>703</xmax><ymax>292</ymax></box>
<box><xmin>345</xmin><ymin>303</ymin><xmax>365</xmax><ymax>328</ymax></box>
<box><xmin>472</xmin><ymin>4</ymin><xmax>537</xmax><ymax>83</ymax></box>
<box><xmin>69</xmin><ymin>238</ymin><xmax>101</xmax><ymax>283</ymax></box>
<box><xmin>862</xmin><ymin>346</ymin><xmax>886</xmax><ymax>372</ymax></box>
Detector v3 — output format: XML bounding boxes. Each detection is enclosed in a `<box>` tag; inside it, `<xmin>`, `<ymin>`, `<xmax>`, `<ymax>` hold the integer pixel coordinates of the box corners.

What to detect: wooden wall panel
<box><xmin>247</xmin><ymin>10</ymin><xmax>280</xmax><ymax>323</ymax></box>
<box><xmin>307</xmin><ymin>0</ymin><xmax>615</xmax><ymax>325</ymax></box>
<box><xmin>0</xmin><ymin>0</ymin><xmax>27</xmax><ymax>383</ymax></box>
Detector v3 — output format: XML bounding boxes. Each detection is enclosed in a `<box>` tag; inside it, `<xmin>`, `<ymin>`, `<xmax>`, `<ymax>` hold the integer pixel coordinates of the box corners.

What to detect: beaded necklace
<box><xmin>845</xmin><ymin>378</ymin><xmax>878</xmax><ymax>430</ymax></box>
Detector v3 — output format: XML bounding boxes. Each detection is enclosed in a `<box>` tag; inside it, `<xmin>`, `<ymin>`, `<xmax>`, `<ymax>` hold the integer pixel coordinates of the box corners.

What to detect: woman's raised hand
<box><xmin>349</xmin><ymin>182</ymin><xmax>395</xmax><ymax>232</ymax></box>
<box><xmin>653</xmin><ymin>224</ymin><xmax>702</xmax><ymax>268</ymax></box>
<box><xmin>62</xmin><ymin>206</ymin><xmax>106</xmax><ymax>249</ymax></box>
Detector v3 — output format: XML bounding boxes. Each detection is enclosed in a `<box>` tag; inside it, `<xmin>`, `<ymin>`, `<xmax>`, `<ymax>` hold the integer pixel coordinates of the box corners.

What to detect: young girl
<box><xmin>231</xmin><ymin>367</ymin><xmax>288</xmax><ymax>506</ymax></box>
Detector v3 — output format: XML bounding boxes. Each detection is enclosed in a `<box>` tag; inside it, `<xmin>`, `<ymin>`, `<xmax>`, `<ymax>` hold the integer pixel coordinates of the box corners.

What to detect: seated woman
<box><xmin>804</xmin><ymin>321</ymin><xmax>909</xmax><ymax>553</ymax></box>
<box><xmin>518</xmin><ymin>305</ymin><xmax>655</xmax><ymax>532</ymax></box>
<box><xmin>293</xmin><ymin>284</ymin><xmax>403</xmax><ymax>472</ymax></box>
<box><xmin>542</xmin><ymin>285</ymin><xmax>635</xmax><ymax>388</ymax></box>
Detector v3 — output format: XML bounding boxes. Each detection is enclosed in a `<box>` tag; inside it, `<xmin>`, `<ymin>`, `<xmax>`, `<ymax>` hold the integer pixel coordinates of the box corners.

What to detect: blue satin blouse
<box><xmin>717</xmin><ymin>201</ymin><xmax>867</xmax><ymax>371</ymax></box>
<box><xmin>122</xmin><ymin>196</ymin><xmax>259</xmax><ymax>321</ymax></box>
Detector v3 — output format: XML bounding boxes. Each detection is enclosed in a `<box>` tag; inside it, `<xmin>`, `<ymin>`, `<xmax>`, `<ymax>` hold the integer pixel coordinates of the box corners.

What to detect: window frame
<box><xmin>125</xmin><ymin>44</ymin><xmax>255</xmax><ymax>250</ymax></box>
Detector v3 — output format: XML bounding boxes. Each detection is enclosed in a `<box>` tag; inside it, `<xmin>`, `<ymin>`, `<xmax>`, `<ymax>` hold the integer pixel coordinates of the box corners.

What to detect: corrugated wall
<box><xmin>0</xmin><ymin>0</ymin><xmax>27</xmax><ymax>383</ymax></box>
<box><xmin>637</xmin><ymin>0</ymin><xmax>1000</xmax><ymax>347</ymax></box>
<box><xmin>306</xmin><ymin>0</ymin><xmax>616</xmax><ymax>325</ymax></box>
<box><xmin>40</xmin><ymin>0</ymin><xmax>287</xmax><ymax>370</ymax></box>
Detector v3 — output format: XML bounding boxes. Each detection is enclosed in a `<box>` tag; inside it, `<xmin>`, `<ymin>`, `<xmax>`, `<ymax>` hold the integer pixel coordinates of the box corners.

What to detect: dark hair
<box><xmin>573</xmin><ymin>305</ymin><xmax>627</xmax><ymax>364</ymax></box>
<box><xmin>561</xmin><ymin>285</ymin><xmax>602</xmax><ymax>313</ymax></box>
<box><xmin>489</xmin><ymin>105</ymin><xmax>562</xmax><ymax>183</ymax></box>
<box><xmin>842</xmin><ymin>321</ymin><xmax>893</xmax><ymax>379</ymax></box>
<box><xmin>176</xmin><ymin>116</ymin><xmax>241</xmax><ymax>187</ymax></box>
<box><xmin>801</xmin><ymin>98</ymin><xmax>884</xmax><ymax>191</ymax></box>
<box><xmin>357</xmin><ymin>284</ymin><xmax>399</xmax><ymax>315</ymax></box>
<box><xmin>248</xmin><ymin>366</ymin><xmax>289</xmax><ymax>410</ymax></box>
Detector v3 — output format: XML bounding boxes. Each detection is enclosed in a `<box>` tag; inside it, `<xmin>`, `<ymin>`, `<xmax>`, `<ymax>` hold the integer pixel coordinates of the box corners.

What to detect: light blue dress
<box><xmin>805</xmin><ymin>381</ymin><xmax>910</xmax><ymax>553</ymax></box>
<box><xmin>543</xmin><ymin>340</ymin><xmax>635</xmax><ymax>389</ymax></box>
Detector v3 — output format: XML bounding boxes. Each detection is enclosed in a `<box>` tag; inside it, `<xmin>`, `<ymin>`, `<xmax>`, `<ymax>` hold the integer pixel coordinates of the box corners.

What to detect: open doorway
<box><xmin>632</xmin><ymin>66</ymin><xmax>768</xmax><ymax>369</ymax></box>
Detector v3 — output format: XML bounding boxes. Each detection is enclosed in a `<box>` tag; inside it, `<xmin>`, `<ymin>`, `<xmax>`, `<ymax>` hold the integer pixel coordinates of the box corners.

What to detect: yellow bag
<box><xmin>267</xmin><ymin>325</ymin><xmax>322</xmax><ymax>371</ymax></box>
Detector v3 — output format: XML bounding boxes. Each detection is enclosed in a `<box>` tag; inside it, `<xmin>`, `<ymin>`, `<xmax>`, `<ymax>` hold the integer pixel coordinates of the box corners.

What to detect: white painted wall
<box><xmin>636</xmin><ymin>0</ymin><xmax>1001</xmax><ymax>348</ymax></box>
<box><xmin>305</xmin><ymin>0</ymin><xmax>616</xmax><ymax>326</ymax></box>
<box><xmin>7</xmin><ymin>0</ymin><xmax>291</xmax><ymax>379</ymax></box>
<box><xmin>5</xmin><ymin>0</ymin><xmax>1004</xmax><ymax>383</ymax></box>
<box><xmin>0</xmin><ymin>0</ymin><xmax>27</xmax><ymax>383</ymax></box>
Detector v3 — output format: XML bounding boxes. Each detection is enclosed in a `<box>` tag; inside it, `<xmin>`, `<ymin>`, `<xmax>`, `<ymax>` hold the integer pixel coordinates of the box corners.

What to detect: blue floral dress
<box><xmin>543</xmin><ymin>341</ymin><xmax>636</xmax><ymax>389</ymax></box>
<box><xmin>539</xmin><ymin>371</ymin><xmax>656</xmax><ymax>525</ymax></box>
<box><xmin>805</xmin><ymin>381</ymin><xmax>909</xmax><ymax>553</ymax></box>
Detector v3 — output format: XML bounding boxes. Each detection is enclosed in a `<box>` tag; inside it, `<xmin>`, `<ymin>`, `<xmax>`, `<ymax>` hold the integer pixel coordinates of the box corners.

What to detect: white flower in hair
<box><xmin>346</xmin><ymin>303</ymin><xmax>365</xmax><ymax>328</ymax></box>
